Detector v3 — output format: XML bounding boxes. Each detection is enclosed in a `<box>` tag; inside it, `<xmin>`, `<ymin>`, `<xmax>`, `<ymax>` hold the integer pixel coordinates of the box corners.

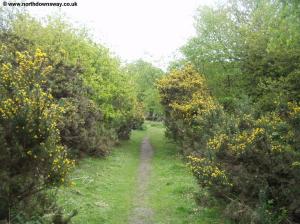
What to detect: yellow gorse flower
<box><xmin>228</xmin><ymin>128</ymin><xmax>265</xmax><ymax>155</ymax></box>
<box><xmin>187</xmin><ymin>155</ymin><xmax>232</xmax><ymax>187</ymax></box>
<box><xmin>0</xmin><ymin>48</ymin><xmax>73</xmax><ymax>185</ymax></box>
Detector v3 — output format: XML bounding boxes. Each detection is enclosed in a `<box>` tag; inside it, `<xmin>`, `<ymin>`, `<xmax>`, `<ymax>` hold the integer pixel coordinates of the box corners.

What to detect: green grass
<box><xmin>57</xmin><ymin>129</ymin><xmax>145</xmax><ymax>223</ymax></box>
<box><xmin>146</xmin><ymin>122</ymin><xmax>230</xmax><ymax>224</ymax></box>
<box><xmin>58</xmin><ymin>121</ymin><xmax>230</xmax><ymax>223</ymax></box>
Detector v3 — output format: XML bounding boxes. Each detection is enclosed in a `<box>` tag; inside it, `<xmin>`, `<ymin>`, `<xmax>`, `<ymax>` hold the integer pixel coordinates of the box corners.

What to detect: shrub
<box><xmin>157</xmin><ymin>64</ymin><xmax>223</xmax><ymax>153</ymax></box>
<box><xmin>9</xmin><ymin>13</ymin><xmax>145</xmax><ymax>146</ymax></box>
<box><xmin>0</xmin><ymin>48</ymin><xmax>74</xmax><ymax>222</ymax></box>
<box><xmin>158</xmin><ymin>65</ymin><xmax>300</xmax><ymax>223</ymax></box>
<box><xmin>47</xmin><ymin>60</ymin><xmax>114</xmax><ymax>156</ymax></box>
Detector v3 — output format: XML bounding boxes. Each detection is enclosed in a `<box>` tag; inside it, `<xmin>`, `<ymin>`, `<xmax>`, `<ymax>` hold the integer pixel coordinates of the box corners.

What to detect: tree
<box><xmin>125</xmin><ymin>60</ymin><xmax>164</xmax><ymax>120</ymax></box>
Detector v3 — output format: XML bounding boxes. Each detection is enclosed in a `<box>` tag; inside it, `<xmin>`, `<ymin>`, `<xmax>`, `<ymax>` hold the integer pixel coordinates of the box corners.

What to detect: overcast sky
<box><xmin>28</xmin><ymin>0</ymin><xmax>216</xmax><ymax>69</ymax></box>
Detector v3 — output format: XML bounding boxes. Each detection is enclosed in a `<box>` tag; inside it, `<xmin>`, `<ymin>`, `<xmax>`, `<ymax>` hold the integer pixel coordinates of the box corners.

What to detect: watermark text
<box><xmin>2</xmin><ymin>1</ymin><xmax>78</xmax><ymax>7</ymax></box>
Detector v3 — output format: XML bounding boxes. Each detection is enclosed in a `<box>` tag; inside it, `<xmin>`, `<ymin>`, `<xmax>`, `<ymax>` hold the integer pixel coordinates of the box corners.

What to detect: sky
<box><xmin>28</xmin><ymin>0</ymin><xmax>216</xmax><ymax>69</ymax></box>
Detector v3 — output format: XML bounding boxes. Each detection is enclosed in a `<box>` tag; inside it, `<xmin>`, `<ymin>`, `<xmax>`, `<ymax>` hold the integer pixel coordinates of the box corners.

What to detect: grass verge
<box><xmin>58</xmin><ymin>121</ymin><xmax>230</xmax><ymax>223</ymax></box>
<box><xmin>57</xmin><ymin>129</ymin><xmax>145</xmax><ymax>224</ymax></box>
<box><xmin>146</xmin><ymin>121</ymin><xmax>230</xmax><ymax>224</ymax></box>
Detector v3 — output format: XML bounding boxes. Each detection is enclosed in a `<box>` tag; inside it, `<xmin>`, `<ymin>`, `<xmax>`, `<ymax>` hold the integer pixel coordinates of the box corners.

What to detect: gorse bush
<box><xmin>0</xmin><ymin>10</ymin><xmax>145</xmax><ymax>222</ymax></box>
<box><xmin>165</xmin><ymin>0</ymin><xmax>300</xmax><ymax>223</ymax></box>
<box><xmin>158</xmin><ymin>65</ymin><xmax>300</xmax><ymax>223</ymax></box>
<box><xmin>0</xmin><ymin>48</ymin><xmax>74</xmax><ymax>222</ymax></box>
<box><xmin>47</xmin><ymin>60</ymin><xmax>113</xmax><ymax>157</ymax></box>
<box><xmin>8</xmin><ymin>12</ymin><xmax>144</xmax><ymax>145</ymax></box>
<box><xmin>157</xmin><ymin>64</ymin><xmax>224</xmax><ymax>154</ymax></box>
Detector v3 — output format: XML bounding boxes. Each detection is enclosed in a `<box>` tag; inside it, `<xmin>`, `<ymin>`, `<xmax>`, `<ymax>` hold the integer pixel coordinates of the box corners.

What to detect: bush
<box><xmin>47</xmin><ymin>60</ymin><xmax>114</xmax><ymax>157</ymax></box>
<box><xmin>9</xmin><ymin>13</ymin><xmax>144</xmax><ymax>146</ymax></box>
<box><xmin>157</xmin><ymin>64</ymin><xmax>224</xmax><ymax>153</ymax></box>
<box><xmin>0</xmin><ymin>11</ymin><xmax>145</xmax><ymax>222</ymax></box>
<box><xmin>158</xmin><ymin>65</ymin><xmax>300</xmax><ymax>223</ymax></box>
<box><xmin>0</xmin><ymin>48</ymin><xmax>74</xmax><ymax>222</ymax></box>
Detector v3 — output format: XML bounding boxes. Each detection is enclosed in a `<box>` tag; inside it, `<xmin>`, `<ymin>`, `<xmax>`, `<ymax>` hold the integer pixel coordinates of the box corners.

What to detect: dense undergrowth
<box><xmin>158</xmin><ymin>66</ymin><xmax>300</xmax><ymax>223</ymax></box>
<box><xmin>158</xmin><ymin>1</ymin><xmax>300</xmax><ymax>223</ymax></box>
<box><xmin>0</xmin><ymin>10</ymin><xmax>146</xmax><ymax>223</ymax></box>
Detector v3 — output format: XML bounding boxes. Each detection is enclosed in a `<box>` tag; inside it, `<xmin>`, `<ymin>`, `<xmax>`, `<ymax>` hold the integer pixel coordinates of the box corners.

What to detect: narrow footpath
<box><xmin>129</xmin><ymin>138</ymin><xmax>154</xmax><ymax>224</ymax></box>
<box><xmin>58</xmin><ymin>122</ymin><xmax>229</xmax><ymax>224</ymax></box>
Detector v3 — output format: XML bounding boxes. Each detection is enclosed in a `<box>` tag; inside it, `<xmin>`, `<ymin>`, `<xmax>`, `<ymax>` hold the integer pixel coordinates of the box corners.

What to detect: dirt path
<box><xmin>129</xmin><ymin>137</ymin><xmax>154</xmax><ymax>224</ymax></box>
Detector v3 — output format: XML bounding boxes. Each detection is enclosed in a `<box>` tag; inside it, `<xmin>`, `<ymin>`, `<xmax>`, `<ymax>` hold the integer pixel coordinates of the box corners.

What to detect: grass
<box><xmin>146</xmin><ymin>122</ymin><xmax>230</xmax><ymax>224</ymax></box>
<box><xmin>58</xmin><ymin>121</ymin><xmax>230</xmax><ymax>223</ymax></box>
<box><xmin>57</xmin><ymin>129</ymin><xmax>145</xmax><ymax>223</ymax></box>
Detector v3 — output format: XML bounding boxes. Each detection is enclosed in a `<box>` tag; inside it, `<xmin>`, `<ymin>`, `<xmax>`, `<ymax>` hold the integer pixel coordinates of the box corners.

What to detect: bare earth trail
<box><xmin>129</xmin><ymin>137</ymin><xmax>154</xmax><ymax>224</ymax></box>
<box><xmin>58</xmin><ymin>123</ymin><xmax>229</xmax><ymax>223</ymax></box>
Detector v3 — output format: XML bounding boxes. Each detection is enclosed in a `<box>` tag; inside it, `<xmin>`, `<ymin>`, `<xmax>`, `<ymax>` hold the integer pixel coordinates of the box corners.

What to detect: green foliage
<box><xmin>157</xmin><ymin>64</ymin><xmax>224</xmax><ymax>153</ymax></box>
<box><xmin>176</xmin><ymin>1</ymin><xmax>300</xmax><ymax>222</ymax></box>
<box><xmin>10</xmin><ymin>13</ymin><xmax>144</xmax><ymax>142</ymax></box>
<box><xmin>181</xmin><ymin>0</ymin><xmax>300</xmax><ymax>109</ymax></box>
<box><xmin>158</xmin><ymin>64</ymin><xmax>300</xmax><ymax>223</ymax></box>
<box><xmin>46</xmin><ymin>60</ymin><xmax>113</xmax><ymax>156</ymax></box>
<box><xmin>125</xmin><ymin>60</ymin><xmax>164</xmax><ymax>120</ymax></box>
<box><xmin>0</xmin><ymin>48</ymin><xmax>74</xmax><ymax>222</ymax></box>
<box><xmin>0</xmin><ymin>9</ymin><xmax>144</xmax><ymax>222</ymax></box>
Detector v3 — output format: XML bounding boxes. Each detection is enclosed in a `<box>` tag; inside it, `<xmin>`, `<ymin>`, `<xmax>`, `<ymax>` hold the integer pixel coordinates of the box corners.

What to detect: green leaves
<box><xmin>125</xmin><ymin>60</ymin><xmax>164</xmax><ymax>120</ymax></box>
<box><xmin>172</xmin><ymin>1</ymin><xmax>300</xmax><ymax>222</ymax></box>
<box><xmin>0</xmin><ymin>49</ymin><xmax>74</xmax><ymax>221</ymax></box>
<box><xmin>0</xmin><ymin>9</ymin><xmax>145</xmax><ymax>222</ymax></box>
